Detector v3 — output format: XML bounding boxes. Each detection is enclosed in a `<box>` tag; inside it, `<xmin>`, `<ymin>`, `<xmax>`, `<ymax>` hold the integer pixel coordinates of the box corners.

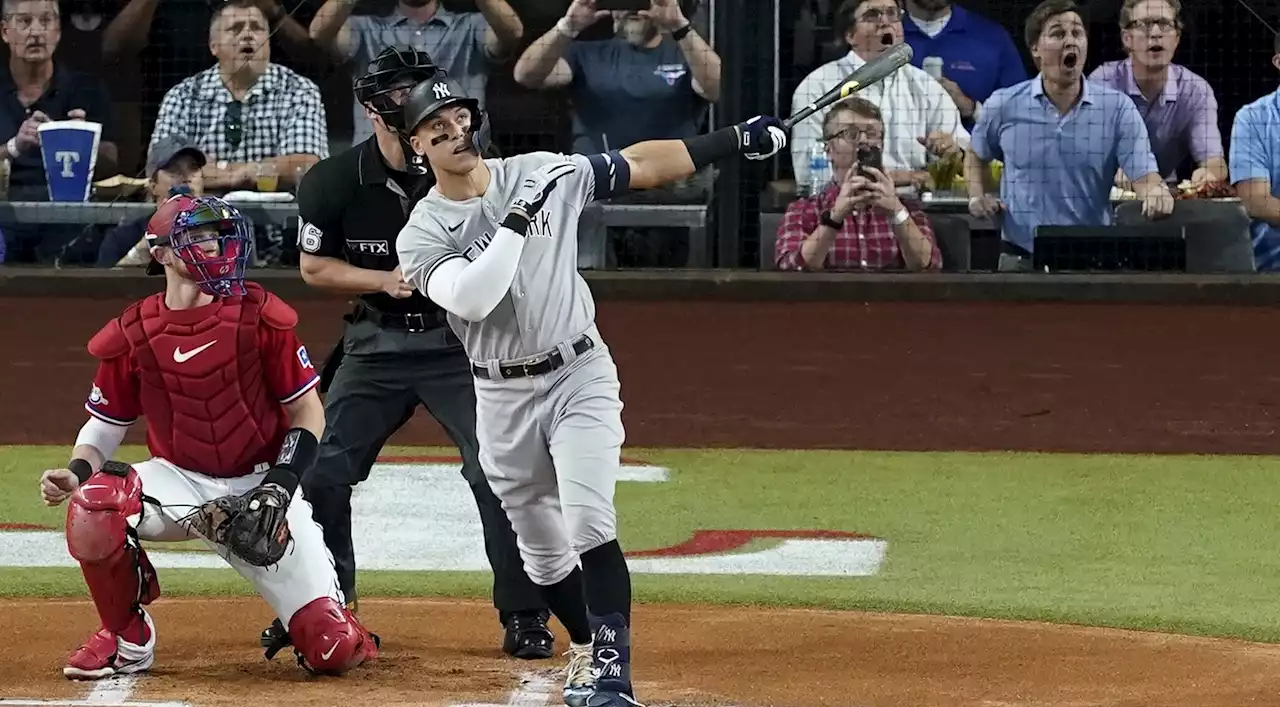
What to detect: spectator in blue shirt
<box><xmin>962</xmin><ymin>0</ymin><xmax>1172</xmax><ymax>271</ymax></box>
<box><xmin>513</xmin><ymin>0</ymin><xmax>718</xmax><ymax>268</ymax></box>
<box><xmin>1228</xmin><ymin>32</ymin><xmax>1280</xmax><ymax>271</ymax></box>
<box><xmin>513</xmin><ymin>0</ymin><xmax>718</xmax><ymax>154</ymax></box>
<box><xmin>902</xmin><ymin>0</ymin><xmax>1028</xmax><ymax>127</ymax></box>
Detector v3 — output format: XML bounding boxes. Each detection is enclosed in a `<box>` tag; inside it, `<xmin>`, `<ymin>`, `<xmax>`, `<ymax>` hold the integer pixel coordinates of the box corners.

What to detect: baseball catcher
<box><xmin>39</xmin><ymin>192</ymin><xmax>379</xmax><ymax>680</ymax></box>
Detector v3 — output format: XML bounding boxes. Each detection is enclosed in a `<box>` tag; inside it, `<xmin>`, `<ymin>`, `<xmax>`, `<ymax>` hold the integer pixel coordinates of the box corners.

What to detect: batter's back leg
<box><xmin>414</xmin><ymin>359</ymin><xmax>554</xmax><ymax>659</ymax></box>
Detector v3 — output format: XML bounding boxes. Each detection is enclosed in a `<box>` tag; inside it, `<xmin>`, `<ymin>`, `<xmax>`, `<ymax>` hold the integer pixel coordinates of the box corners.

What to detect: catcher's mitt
<box><xmin>181</xmin><ymin>484</ymin><xmax>293</xmax><ymax>567</ymax></box>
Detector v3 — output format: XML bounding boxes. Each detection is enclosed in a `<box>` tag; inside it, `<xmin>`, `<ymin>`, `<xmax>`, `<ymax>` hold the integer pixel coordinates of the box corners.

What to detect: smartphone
<box><xmin>855</xmin><ymin>145</ymin><xmax>883</xmax><ymax>179</ymax></box>
<box><xmin>594</xmin><ymin>0</ymin><xmax>650</xmax><ymax>10</ymax></box>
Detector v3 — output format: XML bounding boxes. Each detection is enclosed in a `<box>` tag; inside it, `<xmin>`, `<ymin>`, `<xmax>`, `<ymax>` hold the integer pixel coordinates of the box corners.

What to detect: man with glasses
<box><xmin>776</xmin><ymin>97</ymin><xmax>940</xmax><ymax>271</ymax></box>
<box><xmin>790</xmin><ymin>0</ymin><xmax>968</xmax><ymax>192</ymax></box>
<box><xmin>0</xmin><ymin>0</ymin><xmax>118</xmax><ymax>263</ymax></box>
<box><xmin>1088</xmin><ymin>0</ymin><xmax>1225</xmax><ymax>190</ymax></box>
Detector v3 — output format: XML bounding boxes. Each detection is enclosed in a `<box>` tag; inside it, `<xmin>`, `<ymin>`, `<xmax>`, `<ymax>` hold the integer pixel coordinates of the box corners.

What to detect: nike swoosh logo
<box><xmin>321</xmin><ymin>639</ymin><xmax>340</xmax><ymax>661</ymax></box>
<box><xmin>173</xmin><ymin>340</ymin><xmax>217</xmax><ymax>363</ymax></box>
<box><xmin>447</xmin><ymin>221</ymin><xmax>464</xmax><ymax>232</ymax></box>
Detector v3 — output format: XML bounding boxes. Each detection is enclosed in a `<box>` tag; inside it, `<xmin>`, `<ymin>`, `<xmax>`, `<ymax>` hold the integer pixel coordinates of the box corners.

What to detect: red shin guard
<box><xmin>66</xmin><ymin>469</ymin><xmax>160</xmax><ymax>636</ymax></box>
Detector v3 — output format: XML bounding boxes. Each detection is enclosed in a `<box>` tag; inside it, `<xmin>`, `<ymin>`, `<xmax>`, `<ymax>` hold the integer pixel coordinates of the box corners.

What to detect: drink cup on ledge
<box><xmin>254</xmin><ymin>162</ymin><xmax>279</xmax><ymax>192</ymax></box>
<box><xmin>37</xmin><ymin>120</ymin><xmax>101</xmax><ymax>202</ymax></box>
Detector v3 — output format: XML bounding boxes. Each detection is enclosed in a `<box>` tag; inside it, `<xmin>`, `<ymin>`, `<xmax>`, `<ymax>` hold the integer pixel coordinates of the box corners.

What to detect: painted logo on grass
<box><xmin>0</xmin><ymin>457</ymin><xmax>886</xmax><ymax>577</ymax></box>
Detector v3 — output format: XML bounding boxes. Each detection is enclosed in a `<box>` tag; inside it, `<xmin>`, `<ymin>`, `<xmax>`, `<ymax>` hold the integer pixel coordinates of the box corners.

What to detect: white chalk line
<box><xmin>1</xmin><ymin>667</ymin><xmax>555</xmax><ymax>707</ymax></box>
<box><xmin>0</xmin><ymin>672</ymin><xmax>186</xmax><ymax>707</ymax></box>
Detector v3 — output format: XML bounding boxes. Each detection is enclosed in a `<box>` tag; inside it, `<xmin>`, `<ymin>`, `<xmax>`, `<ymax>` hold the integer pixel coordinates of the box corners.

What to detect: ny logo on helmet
<box><xmin>433</xmin><ymin>83</ymin><xmax>451</xmax><ymax>99</ymax></box>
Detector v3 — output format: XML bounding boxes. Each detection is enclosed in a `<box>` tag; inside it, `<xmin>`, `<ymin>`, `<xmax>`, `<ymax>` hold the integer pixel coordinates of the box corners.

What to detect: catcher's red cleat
<box><xmin>64</xmin><ymin>609</ymin><xmax>156</xmax><ymax>680</ymax></box>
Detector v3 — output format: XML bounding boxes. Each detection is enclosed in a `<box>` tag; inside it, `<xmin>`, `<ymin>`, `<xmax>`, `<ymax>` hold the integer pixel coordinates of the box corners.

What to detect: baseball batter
<box><xmin>38</xmin><ymin>193</ymin><xmax>378</xmax><ymax>681</ymax></box>
<box><xmin>394</xmin><ymin>74</ymin><xmax>786</xmax><ymax>707</ymax></box>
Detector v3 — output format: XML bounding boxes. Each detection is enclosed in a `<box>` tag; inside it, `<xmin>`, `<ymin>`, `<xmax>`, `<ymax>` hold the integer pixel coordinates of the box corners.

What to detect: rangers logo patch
<box><xmin>88</xmin><ymin>384</ymin><xmax>108</xmax><ymax>406</ymax></box>
<box><xmin>297</xmin><ymin>346</ymin><xmax>313</xmax><ymax>369</ymax></box>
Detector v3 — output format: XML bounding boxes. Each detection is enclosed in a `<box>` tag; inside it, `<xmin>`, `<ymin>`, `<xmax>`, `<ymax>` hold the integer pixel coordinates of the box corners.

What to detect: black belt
<box><xmin>356</xmin><ymin>303</ymin><xmax>444</xmax><ymax>333</ymax></box>
<box><xmin>472</xmin><ymin>335</ymin><xmax>595</xmax><ymax>380</ymax></box>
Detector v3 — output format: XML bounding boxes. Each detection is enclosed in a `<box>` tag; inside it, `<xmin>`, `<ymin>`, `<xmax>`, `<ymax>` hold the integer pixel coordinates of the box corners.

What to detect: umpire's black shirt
<box><xmin>296</xmin><ymin>136</ymin><xmax>458</xmax><ymax>357</ymax></box>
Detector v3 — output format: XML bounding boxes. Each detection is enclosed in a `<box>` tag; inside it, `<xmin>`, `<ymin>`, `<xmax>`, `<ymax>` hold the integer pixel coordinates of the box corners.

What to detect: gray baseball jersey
<box><xmin>397</xmin><ymin>151</ymin><xmax>629</xmax><ymax>362</ymax></box>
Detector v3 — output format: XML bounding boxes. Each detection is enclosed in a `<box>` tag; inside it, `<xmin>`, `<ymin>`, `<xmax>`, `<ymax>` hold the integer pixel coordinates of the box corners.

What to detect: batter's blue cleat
<box><xmin>585</xmin><ymin>613</ymin><xmax>644</xmax><ymax>707</ymax></box>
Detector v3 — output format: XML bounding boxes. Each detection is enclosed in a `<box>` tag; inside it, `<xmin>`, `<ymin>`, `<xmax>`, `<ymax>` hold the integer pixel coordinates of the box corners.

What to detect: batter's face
<box><xmin>1</xmin><ymin>0</ymin><xmax>60</xmax><ymax>65</ymax></box>
<box><xmin>1032</xmin><ymin>11</ymin><xmax>1087</xmax><ymax>85</ymax></box>
<box><xmin>613</xmin><ymin>11</ymin><xmax>657</xmax><ymax>46</ymax></box>
<box><xmin>210</xmin><ymin>5</ymin><xmax>270</xmax><ymax>74</ymax></box>
<box><xmin>845</xmin><ymin>0</ymin><xmax>903</xmax><ymax>58</ymax></box>
<box><xmin>1122</xmin><ymin>0</ymin><xmax>1180</xmax><ymax>72</ymax></box>
<box><xmin>822</xmin><ymin>108</ymin><xmax>883</xmax><ymax>172</ymax></box>
<box><xmin>410</xmin><ymin>105</ymin><xmax>481</xmax><ymax>176</ymax></box>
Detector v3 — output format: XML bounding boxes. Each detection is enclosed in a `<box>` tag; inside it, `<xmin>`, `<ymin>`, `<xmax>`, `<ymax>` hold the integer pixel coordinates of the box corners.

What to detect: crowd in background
<box><xmin>1</xmin><ymin>0</ymin><xmax>1279</xmax><ymax>273</ymax></box>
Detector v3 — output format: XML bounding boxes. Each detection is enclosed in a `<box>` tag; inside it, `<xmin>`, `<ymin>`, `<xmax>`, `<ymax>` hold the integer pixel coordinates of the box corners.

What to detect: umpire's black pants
<box><xmin>302</xmin><ymin>346</ymin><xmax>546</xmax><ymax>623</ymax></box>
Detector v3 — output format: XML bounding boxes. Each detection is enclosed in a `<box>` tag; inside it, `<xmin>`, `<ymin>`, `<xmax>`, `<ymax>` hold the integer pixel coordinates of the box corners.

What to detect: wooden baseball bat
<box><xmin>781</xmin><ymin>43</ymin><xmax>915</xmax><ymax>131</ymax></box>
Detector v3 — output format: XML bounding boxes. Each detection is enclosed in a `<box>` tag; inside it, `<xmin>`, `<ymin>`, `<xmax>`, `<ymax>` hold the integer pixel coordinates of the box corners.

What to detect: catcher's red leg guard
<box><xmin>287</xmin><ymin>597</ymin><xmax>378</xmax><ymax>675</ymax></box>
<box><xmin>66</xmin><ymin>468</ymin><xmax>160</xmax><ymax>640</ymax></box>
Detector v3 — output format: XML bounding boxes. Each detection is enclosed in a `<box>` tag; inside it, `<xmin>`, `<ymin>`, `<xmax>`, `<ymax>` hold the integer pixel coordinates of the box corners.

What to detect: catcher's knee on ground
<box><xmin>287</xmin><ymin>597</ymin><xmax>378</xmax><ymax>674</ymax></box>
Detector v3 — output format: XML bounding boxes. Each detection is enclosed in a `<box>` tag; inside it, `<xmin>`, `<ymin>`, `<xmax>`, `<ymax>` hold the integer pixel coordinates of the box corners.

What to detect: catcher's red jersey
<box><xmin>83</xmin><ymin>283</ymin><xmax>319</xmax><ymax>478</ymax></box>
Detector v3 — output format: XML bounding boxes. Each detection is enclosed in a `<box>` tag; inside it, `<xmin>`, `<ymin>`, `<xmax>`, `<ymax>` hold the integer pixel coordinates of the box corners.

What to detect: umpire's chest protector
<box><xmin>115</xmin><ymin>285</ymin><xmax>288</xmax><ymax>477</ymax></box>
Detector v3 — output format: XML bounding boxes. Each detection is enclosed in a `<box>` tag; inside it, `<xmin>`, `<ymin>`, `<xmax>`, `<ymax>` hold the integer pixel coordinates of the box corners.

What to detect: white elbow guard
<box><xmin>75</xmin><ymin>417</ymin><xmax>129</xmax><ymax>463</ymax></box>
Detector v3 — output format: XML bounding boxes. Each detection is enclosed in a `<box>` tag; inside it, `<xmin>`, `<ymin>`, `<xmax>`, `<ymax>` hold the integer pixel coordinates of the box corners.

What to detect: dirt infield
<box><xmin>4</xmin><ymin>297</ymin><xmax>1280</xmax><ymax>453</ymax></box>
<box><xmin>5</xmin><ymin>296</ymin><xmax>1280</xmax><ymax>707</ymax></box>
<box><xmin>6</xmin><ymin>598</ymin><xmax>1280</xmax><ymax>707</ymax></box>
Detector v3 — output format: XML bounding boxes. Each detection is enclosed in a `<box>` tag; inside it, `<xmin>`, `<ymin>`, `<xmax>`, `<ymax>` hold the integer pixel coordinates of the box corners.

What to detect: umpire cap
<box><xmin>353</xmin><ymin>45</ymin><xmax>439</xmax><ymax>132</ymax></box>
<box><xmin>401</xmin><ymin>72</ymin><xmax>492</xmax><ymax>156</ymax></box>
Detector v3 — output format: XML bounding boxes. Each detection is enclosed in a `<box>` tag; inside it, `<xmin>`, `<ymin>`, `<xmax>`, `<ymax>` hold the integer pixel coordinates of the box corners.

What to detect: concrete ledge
<box><xmin>5</xmin><ymin>266</ymin><xmax>1280</xmax><ymax>304</ymax></box>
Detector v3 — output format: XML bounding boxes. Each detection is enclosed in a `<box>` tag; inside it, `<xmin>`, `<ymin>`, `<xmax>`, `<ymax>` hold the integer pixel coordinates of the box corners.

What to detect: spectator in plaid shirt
<box><xmin>775</xmin><ymin>98</ymin><xmax>940</xmax><ymax>272</ymax></box>
<box><xmin>148</xmin><ymin>0</ymin><xmax>328</xmax><ymax>194</ymax></box>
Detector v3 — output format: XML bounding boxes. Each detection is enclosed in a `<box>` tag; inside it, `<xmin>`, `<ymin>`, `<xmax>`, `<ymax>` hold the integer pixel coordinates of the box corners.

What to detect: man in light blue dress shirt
<box><xmin>963</xmin><ymin>0</ymin><xmax>1172</xmax><ymax>270</ymax></box>
<box><xmin>1228</xmin><ymin>32</ymin><xmax>1280</xmax><ymax>271</ymax></box>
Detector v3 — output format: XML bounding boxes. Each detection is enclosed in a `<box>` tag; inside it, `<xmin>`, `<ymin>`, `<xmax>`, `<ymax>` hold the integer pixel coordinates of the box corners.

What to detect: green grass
<box><xmin>4</xmin><ymin>444</ymin><xmax>1280</xmax><ymax>642</ymax></box>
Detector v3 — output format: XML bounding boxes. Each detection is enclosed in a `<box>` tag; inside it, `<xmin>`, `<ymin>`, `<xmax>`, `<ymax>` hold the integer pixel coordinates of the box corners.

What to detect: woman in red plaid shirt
<box><xmin>775</xmin><ymin>98</ymin><xmax>941</xmax><ymax>271</ymax></box>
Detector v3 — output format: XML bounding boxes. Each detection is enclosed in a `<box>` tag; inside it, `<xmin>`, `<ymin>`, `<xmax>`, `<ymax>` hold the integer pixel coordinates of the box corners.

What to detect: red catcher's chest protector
<box><xmin>120</xmin><ymin>290</ymin><xmax>285</xmax><ymax>477</ymax></box>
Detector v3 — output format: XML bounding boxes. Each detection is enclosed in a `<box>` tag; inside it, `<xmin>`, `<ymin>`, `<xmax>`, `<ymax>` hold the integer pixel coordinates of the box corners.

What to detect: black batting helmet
<box><xmin>353</xmin><ymin>45</ymin><xmax>439</xmax><ymax>132</ymax></box>
<box><xmin>401</xmin><ymin>72</ymin><xmax>492</xmax><ymax>157</ymax></box>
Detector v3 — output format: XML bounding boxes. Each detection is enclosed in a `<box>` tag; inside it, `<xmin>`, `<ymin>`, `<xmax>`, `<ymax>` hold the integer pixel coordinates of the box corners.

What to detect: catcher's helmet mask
<box><xmin>353</xmin><ymin>45</ymin><xmax>439</xmax><ymax>176</ymax></box>
<box><xmin>401</xmin><ymin>73</ymin><xmax>492</xmax><ymax>166</ymax></box>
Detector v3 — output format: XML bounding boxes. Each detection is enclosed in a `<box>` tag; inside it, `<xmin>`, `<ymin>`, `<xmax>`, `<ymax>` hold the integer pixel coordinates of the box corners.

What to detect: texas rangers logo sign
<box><xmin>432</xmin><ymin>82</ymin><xmax>451</xmax><ymax>99</ymax></box>
<box><xmin>297</xmin><ymin>346</ymin><xmax>313</xmax><ymax>369</ymax></box>
<box><xmin>88</xmin><ymin>384</ymin><xmax>108</xmax><ymax>406</ymax></box>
